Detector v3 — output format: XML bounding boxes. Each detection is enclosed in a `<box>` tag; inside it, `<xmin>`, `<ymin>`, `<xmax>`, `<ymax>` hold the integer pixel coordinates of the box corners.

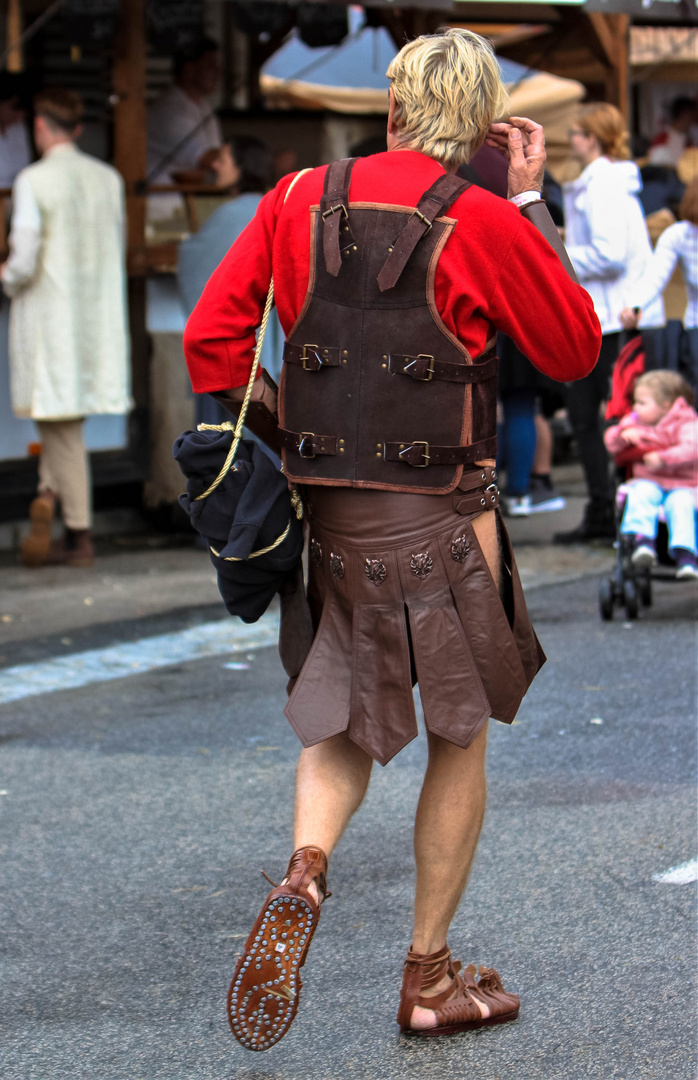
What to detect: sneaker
<box><xmin>631</xmin><ymin>537</ymin><xmax>657</xmax><ymax>569</ymax></box>
<box><xmin>674</xmin><ymin>549</ymin><xmax>698</xmax><ymax>581</ymax></box>
<box><xmin>528</xmin><ymin>475</ymin><xmax>566</xmax><ymax>514</ymax></box>
<box><xmin>504</xmin><ymin>494</ymin><xmax>531</xmax><ymax>517</ymax></box>
<box><xmin>554</xmin><ymin>498</ymin><xmax>616</xmax><ymax>544</ymax></box>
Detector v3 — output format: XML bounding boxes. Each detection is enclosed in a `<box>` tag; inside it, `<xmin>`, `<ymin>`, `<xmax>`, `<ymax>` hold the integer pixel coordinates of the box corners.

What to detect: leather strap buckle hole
<box><xmin>321</xmin><ymin>203</ymin><xmax>347</xmax><ymax>220</ymax></box>
<box><xmin>411</xmin><ymin>354</ymin><xmax>435</xmax><ymax>381</ymax></box>
<box><xmin>410</xmin><ymin>208</ymin><xmax>433</xmax><ymax>232</ymax></box>
<box><xmin>301</xmin><ymin>344</ymin><xmax>320</xmax><ymax>370</ymax></box>
<box><xmin>400</xmin><ymin>441</ymin><xmax>430</xmax><ymax>467</ymax></box>
<box><xmin>298</xmin><ymin>432</ymin><xmax>316</xmax><ymax>459</ymax></box>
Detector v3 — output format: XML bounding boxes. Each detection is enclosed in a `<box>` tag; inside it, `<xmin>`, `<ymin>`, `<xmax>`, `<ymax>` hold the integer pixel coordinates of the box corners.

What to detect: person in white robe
<box><xmin>0</xmin><ymin>88</ymin><xmax>131</xmax><ymax>568</ymax></box>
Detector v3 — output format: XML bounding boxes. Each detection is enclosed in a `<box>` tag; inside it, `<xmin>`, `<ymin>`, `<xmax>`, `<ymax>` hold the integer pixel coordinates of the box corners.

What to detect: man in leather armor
<box><xmin>184</xmin><ymin>29</ymin><xmax>601</xmax><ymax>1050</ymax></box>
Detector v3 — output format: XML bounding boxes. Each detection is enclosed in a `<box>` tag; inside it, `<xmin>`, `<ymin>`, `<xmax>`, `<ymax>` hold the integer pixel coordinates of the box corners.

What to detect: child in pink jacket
<box><xmin>604</xmin><ymin>370</ymin><xmax>698</xmax><ymax>580</ymax></box>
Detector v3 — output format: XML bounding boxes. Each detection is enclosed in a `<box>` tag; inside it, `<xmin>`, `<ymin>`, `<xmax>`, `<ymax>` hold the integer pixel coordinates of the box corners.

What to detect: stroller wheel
<box><xmin>623</xmin><ymin>578</ymin><xmax>639</xmax><ymax>619</ymax></box>
<box><xmin>640</xmin><ymin>575</ymin><xmax>652</xmax><ymax>607</ymax></box>
<box><xmin>599</xmin><ymin>578</ymin><xmax>614</xmax><ymax>621</ymax></box>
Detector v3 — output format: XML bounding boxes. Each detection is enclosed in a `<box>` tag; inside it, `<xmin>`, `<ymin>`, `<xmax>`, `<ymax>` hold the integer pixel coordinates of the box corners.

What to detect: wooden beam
<box><xmin>6</xmin><ymin>0</ymin><xmax>23</xmax><ymax>72</ymax></box>
<box><xmin>113</xmin><ymin>0</ymin><xmax>147</xmax><ymax>277</ymax></box>
<box><xmin>583</xmin><ymin>13</ymin><xmax>629</xmax><ymax>118</ymax></box>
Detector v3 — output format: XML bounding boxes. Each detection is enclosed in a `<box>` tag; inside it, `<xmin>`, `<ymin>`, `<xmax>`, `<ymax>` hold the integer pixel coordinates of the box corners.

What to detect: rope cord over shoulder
<box><xmin>193</xmin><ymin>168</ymin><xmax>311</xmax><ymax>505</ymax></box>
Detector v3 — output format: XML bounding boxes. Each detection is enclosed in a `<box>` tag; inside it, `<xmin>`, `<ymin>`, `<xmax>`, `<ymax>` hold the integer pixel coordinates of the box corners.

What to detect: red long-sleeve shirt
<box><xmin>183</xmin><ymin>149</ymin><xmax>601</xmax><ymax>392</ymax></box>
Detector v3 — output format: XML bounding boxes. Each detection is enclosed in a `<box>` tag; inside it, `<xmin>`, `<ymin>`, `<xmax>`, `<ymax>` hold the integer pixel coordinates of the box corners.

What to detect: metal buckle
<box><xmin>404</xmin><ymin>354</ymin><xmax>435</xmax><ymax>381</ymax></box>
<box><xmin>321</xmin><ymin>203</ymin><xmax>347</xmax><ymax>220</ymax></box>
<box><xmin>298</xmin><ymin>432</ymin><xmax>316</xmax><ymax>459</ymax></box>
<box><xmin>400</xmin><ymin>441</ymin><xmax>430</xmax><ymax>467</ymax></box>
<box><xmin>301</xmin><ymin>344</ymin><xmax>320</xmax><ymax>370</ymax></box>
<box><xmin>486</xmin><ymin>481</ymin><xmax>499</xmax><ymax>504</ymax></box>
<box><xmin>410</xmin><ymin>209</ymin><xmax>433</xmax><ymax>233</ymax></box>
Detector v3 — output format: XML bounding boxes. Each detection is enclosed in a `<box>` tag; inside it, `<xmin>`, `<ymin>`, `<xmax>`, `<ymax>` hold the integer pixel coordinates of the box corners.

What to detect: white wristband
<box><xmin>509</xmin><ymin>191</ymin><xmax>542</xmax><ymax>208</ymax></box>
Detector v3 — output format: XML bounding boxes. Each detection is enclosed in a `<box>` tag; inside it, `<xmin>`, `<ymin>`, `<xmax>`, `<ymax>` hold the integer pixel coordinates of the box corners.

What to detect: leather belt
<box><xmin>388</xmin><ymin>351</ymin><xmax>497</xmax><ymax>384</ymax></box>
<box><xmin>457</xmin><ymin>465</ymin><xmax>498</xmax><ymax>492</ymax></box>
<box><xmin>453</xmin><ymin>484</ymin><xmax>499</xmax><ymax>515</ymax></box>
<box><xmin>382</xmin><ymin>435</ymin><xmax>498</xmax><ymax>467</ymax></box>
<box><xmin>278</xmin><ymin>427</ymin><xmax>338</xmax><ymax>459</ymax></box>
<box><xmin>284</xmin><ymin>343</ymin><xmax>343</xmax><ymax>371</ymax></box>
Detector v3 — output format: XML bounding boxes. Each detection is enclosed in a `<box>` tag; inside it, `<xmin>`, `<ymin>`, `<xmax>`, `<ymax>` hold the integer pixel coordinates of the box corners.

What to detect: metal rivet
<box><xmin>491</xmin><ymin>469</ymin><xmax>497</xmax><ymax>480</ymax></box>
<box><xmin>382</xmin><ymin>354</ymin><xmax>387</xmax><ymax>360</ymax></box>
<box><xmin>352</xmin><ymin>245</ymin><xmax>357</xmax><ymax>251</ymax></box>
<box><xmin>481</xmin><ymin>497</ymin><xmax>486</xmax><ymax>506</ymax></box>
<box><xmin>339</xmin><ymin>439</ymin><xmax>344</xmax><ymax>445</ymax></box>
<box><xmin>342</xmin><ymin>358</ymin><xmax>347</xmax><ymax>364</ymax></box>
<box><xmin>340</xmin><ymin>448</ymin><xmax>345</xmax><ymax>453</ymax></box>
<box><xmin>342</xmin><ymin>350</ymin><xmax>348</xmax><ymax>356</ymax></box>
<box><xmin>482</xmin><ymin>471</ymin><xmax>487</xmax><ymax>480</ymax></box>
<box><xmin>388</xmin><ymin>246</ymin><xmax>393</xmax><ymax>252</ymax></box>
<box><xmin>376</xmin><ymin>443</ymin><xmax>381</xmax><ymax>448</ymax></box>
<box><xmin>381</xmin><ymin>363</ymin><xmax>387</xmax><ymax>368</ymax></box>
<box><xmin>376</xmin><ymin>452</ymin><xmax>381</xmax><ymax>457</ymax></box>
<box><xmin>399</xmin><ymin>443</ymin><xmax>405</xmax><ymax>450</ymax></box>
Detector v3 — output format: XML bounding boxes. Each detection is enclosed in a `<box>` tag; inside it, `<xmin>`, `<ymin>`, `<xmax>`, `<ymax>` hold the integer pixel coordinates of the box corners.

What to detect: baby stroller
<box><xmin>599</xmin><ymin>336</ymin><xmax>653</xmax><ymax>621</ymax></box>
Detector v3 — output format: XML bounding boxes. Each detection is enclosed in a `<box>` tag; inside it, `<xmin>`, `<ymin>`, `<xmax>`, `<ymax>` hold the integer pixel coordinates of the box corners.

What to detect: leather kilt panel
<box><xmin>284</xmin><ymin>483</ymin><xmax>545</xmax><ymax>766</ymax></box>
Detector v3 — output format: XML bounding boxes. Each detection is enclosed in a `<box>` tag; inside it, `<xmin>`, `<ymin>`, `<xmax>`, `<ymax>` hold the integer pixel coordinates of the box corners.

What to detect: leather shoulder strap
<box><xmin>377</xmin><ymin>174</ymin><xmax>471</xmax><ymax>293</ymax></box>
<box><xmin>321</xmin><ymin>157</ymin><xmax>357</xmax><ymax>277</ymax></box>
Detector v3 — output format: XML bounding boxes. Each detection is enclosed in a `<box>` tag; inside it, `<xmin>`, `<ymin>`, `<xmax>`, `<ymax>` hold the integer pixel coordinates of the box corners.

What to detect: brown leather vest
<box><xmin>278</xmin><ymin>158</ymin><xmax>498</xmax><ymax>494</ymax></box>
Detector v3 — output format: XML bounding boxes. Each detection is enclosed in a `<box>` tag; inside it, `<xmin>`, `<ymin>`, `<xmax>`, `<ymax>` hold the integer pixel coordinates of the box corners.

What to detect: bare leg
<box><xmin>411</xmin><ymin>724</ymin><xmax>488</xmax><ymax>956</ymax></box>
<box><xmin>532</xmin><ymin>414</ymin><xmax>553</xmax><ymax>476</ymax></box>
<box><xmin>293</xmin><ymin>731</ymin><xmax>373</xmax><ymax>857</ymax></box>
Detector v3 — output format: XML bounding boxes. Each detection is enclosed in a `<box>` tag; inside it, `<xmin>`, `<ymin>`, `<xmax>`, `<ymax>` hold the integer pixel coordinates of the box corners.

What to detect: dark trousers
<box><xmin>566</xmin><ymin>332</ymin><xmax>621</xmax><ymax>504</ymax></box>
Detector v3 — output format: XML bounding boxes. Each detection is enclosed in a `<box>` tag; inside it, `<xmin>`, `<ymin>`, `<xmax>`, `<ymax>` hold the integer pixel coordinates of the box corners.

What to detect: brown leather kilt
<box><xmin>284</xmin><ymin>479</ymin><xmax>545</xmax><ymax>766</ymax></box>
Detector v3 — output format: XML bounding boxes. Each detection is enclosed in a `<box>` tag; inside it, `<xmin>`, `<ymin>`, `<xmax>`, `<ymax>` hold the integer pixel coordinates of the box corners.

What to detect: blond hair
<box><xmin>635</xmin><ymin>369</ymin><xmax>695</xmax><ymax>408</ymax></box>
<box><xmin>386</xmin><ymin>29</ymin><xmax>509</xmax><ymax>169</ymax></box>
<box><xmin>577</xmin><ymin>102</ymin><xmax>630</xmax><ymax>161</ymax></box>
<box><xmin>34</xmin><ymin>87</ymin><xmax>83</xmax><ymax>133</ymax></box>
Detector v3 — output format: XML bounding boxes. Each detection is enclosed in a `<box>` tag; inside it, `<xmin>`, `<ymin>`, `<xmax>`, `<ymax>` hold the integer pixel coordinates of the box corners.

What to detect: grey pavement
<box><xmin>0</xmin><ymin>500</ymin><xmax>696</xmax><ymax>1080</ymax></box>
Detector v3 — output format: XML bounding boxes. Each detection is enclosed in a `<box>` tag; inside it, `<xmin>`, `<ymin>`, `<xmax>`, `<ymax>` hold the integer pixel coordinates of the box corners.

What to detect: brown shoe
<box><xmin>44</xmin><ymin>529</ymin><xmax>95</xmax><ymax>568</ymax></box>
<box><xmin>397</xmin><ymin>945</ymin><xmax>519</xmax><ymax>1036</ymax></box>
<box><xmin>227</xmin><ymin>846</ymin><xmax>330</xmax><ymax>1052</ymax></box>
<box><xmin>20</xmin><ymin>494</ymin><xmax>55</xmax><ymax>567</ymax></box>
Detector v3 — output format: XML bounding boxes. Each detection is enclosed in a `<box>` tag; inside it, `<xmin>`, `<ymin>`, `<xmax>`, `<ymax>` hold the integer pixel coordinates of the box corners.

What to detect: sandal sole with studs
<box><xmin>227</xmin><ymin>891</ymin><xmax>318</xmax><ymax>1051</ymax></box>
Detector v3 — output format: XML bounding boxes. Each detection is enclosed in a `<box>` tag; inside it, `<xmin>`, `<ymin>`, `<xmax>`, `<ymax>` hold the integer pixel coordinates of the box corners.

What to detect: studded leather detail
<box><xmin>410</xmin><ymin>552</ymin><xmax>433</xmax><ymax>579</ymax></box>
<box><xmin>364</xmin><ymin>558</ymin><xmax>387</xmax><ymax>585</ymax></box>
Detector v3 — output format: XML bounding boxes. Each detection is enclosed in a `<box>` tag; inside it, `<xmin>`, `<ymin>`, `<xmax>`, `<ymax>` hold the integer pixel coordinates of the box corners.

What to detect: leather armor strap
<box><xmin>453</xmin><ymin>485</ymin><xmax>500</xmax><ymax>515</ymax></box>
<box><xmin>278</xmin><ymin>427</ymin><xmax>338</xmax><ymax>458</ymax></box>
<box><xmin>388</xmin><ymin>348</ymin><xmax>497</xmax><ymax>384</ymax></box>
<box><xmin>458</xmin><ymin>465</ymin><xmax>498</xmax><ymax>492</ymax></box>
<box><xmin>321</xmin><ymin>157</ymin><xmax>357</xmax><ymax>277</ymax></box>
<box><xmin>519</xmin><ymin>199</ymin><xmax>578</xmax><ymax>283</ymax></box>
<box><xmin>383</xmin><ymin>434</ymin><xmax>497</xmax><ymax>467</ymax></box>
<box><xmin>377</xmin><ymin>174</ymin><xmax>471</xmax><ymax>293</ymax></box>
<box><xmin>283</xmin><ymin>342</ymin><xmax>343</xmax><ymax>370</ymax></box>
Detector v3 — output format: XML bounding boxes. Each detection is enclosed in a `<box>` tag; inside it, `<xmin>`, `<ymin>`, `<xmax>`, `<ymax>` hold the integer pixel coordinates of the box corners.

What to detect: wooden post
<box><xmin>6</xmin><ymin>0</ymin><xmax>23</xmax><ymax>72</ymax></box>
<box><xmin>586</xmin><ymin>13</ymin><xmax>629</xmax><ymax>120</ymax></box>
<box><xmin>113</xmin><ymin>0</ymin><xmax>147</xmax><ymax>277</ymax></box>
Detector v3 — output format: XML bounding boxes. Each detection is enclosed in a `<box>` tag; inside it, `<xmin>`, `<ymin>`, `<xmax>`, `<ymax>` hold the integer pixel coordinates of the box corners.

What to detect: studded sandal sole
<box><xmin>227</xmin><ymin>890</ymin><xmax>318</xmax><ymax>1051</ymax></box>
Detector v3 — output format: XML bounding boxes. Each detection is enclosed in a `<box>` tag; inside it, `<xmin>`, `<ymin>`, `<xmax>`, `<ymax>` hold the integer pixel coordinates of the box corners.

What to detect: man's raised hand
<box><xmin>485</xmin><ymin>116</ymin><xmax>546</xmax><ymax>199</ymax></box>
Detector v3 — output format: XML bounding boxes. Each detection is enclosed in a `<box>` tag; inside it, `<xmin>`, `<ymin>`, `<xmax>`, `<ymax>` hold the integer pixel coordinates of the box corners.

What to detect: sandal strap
<box><xmin>397</xmin><ymin>944</ymin><xmax>456</xmax><ymax>1029</ymax></box>
<box><xmin>283</xmin><ymin>845</ymin><xmax>330</xmax><ymax>907</ymax></box>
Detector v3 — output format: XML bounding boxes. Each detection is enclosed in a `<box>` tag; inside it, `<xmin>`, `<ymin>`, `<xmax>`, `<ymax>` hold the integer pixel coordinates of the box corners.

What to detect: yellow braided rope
<box><xmin>193</xmin><ymin>167</ymin><xmax>311</xmax><ymax>504</ymax></box>
<box><xmin>209</xmin><ymin>520</ymin><xmax>291</xmax><ymax>561</ymax></box>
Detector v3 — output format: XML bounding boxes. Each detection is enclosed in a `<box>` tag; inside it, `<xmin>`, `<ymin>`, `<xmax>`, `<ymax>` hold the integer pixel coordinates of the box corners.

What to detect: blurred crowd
<box><xmin>0</xmin><ymin>41</ymin><xmax>696</xmax><ymax>571</ymax></box>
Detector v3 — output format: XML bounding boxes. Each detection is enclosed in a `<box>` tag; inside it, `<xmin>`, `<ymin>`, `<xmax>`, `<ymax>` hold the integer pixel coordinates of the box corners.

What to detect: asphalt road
<box><xmin>1</xmin><ymin>572</ymin><xmax>696</xmax><ymax>1080</ymax></box>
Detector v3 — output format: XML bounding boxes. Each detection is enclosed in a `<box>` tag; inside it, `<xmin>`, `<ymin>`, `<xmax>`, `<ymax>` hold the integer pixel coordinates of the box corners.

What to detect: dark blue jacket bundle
<box><xmin>174</xmin><ymin>428</ymin><xmax>304</xmax><ymax>623</ymax></box>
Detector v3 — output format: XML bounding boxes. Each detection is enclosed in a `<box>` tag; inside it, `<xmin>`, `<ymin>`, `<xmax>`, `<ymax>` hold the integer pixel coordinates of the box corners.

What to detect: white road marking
<box><xmin>652</xmin><ymin>859</ymin><xmax>698</xmax><ymax>884</ymax></box>
<box><xmin>0</xmin><ymin>614</ymin><xmax>278</xmax><ymax>706</ymax></box>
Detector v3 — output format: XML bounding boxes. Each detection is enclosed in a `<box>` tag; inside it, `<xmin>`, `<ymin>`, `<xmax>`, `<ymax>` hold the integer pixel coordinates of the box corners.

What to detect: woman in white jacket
<box><xmin>621</xmin><ymin>177</ymin><xmax>698</xmax><ymax>387</ymax></box>
<box><xmin>556</xmin><ymin>103</ymin><xmax>665</xmax><ymax>543</ymax></box>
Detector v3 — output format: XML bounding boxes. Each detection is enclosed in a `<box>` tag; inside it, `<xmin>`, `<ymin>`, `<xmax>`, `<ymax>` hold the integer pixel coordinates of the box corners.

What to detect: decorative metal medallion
<box><xmin>450</xmin><ymin>535</ymin><xmax>470</xmax><ymax>563</ymax></box>
<box><xmin>329</xmin><ymin>552</ymin><xmax>345</xmax><ymax>580</ymax></box>
<box><xmin>364</xmin><ymin>558</ymin><xmax>387</xmax><ymax>586</ymax></box>
<box><xmin>310</xmin><ymin>538</ymin><xmax>323</xmax><ymax>567</ymax></box>
<box><xmin>410</xmin><ymin>552</ymin><xmax>433</xmax><ymax>579</ymax></box>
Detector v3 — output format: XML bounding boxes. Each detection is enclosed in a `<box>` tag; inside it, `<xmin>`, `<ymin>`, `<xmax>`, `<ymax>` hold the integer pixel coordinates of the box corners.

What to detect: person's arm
<box><xmin>564</xmin><ymin>178</ymin><xmax>629</xmax><ymax>282</ymax></box>
<box><xmin>654</xmin><ymin>421</ymin><xmax>698</xmax><ymax>466</ymax></box>
<box><xmin>0</xmin><ymin>171</ymin><xmax>42</xmax><ymax>297</ymax></box>
<box><xmin>485</xmin><ymin>215</ymin><xmax>601</xmax><ymax>381</ymax></box>
<box><xmin>623</xmin><ymin>226</ymin><xmax>681</xmax><ymax>324</ymax></box>
<box><xmin>182</xmin><ymin>173</ymin><xmax>297</xmax><ymax>393</ymax></box>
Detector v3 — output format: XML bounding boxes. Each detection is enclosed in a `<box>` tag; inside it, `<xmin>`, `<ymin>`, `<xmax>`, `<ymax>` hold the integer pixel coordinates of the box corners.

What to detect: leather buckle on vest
<box><xmin>407</xmin><ymin>354</ymin><xmax>435</xmax><ymax>381</ymax></box>
<box><xmin>410</xmin><ymin>208</ymin><xmax>433</xmax><ymax>233</ymax></box>
<box><xmin>321</xmin><ymin>203</ymin><xmax>347</xmax><ymax>221</ymax></box>
<box><xmin>301</xmin><ymin>345</ymin><xmax>322</xmax><ymax>371</ymax></box>
<box><xmin>298</xmin><ymin>432</ymin><xmax>316</xmax><ymax>458</ymax></box>
<box><xmin>399</xmin><ymin>441</ymin><xmax>430</xmax><ymax>467</ymax></box>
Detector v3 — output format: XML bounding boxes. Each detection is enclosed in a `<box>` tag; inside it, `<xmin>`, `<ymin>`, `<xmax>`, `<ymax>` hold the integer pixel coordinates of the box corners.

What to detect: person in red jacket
<box><xmin>184</xmin><ymin>29</ymin><xmax>601</xmax><ymax>1051</ymax></box>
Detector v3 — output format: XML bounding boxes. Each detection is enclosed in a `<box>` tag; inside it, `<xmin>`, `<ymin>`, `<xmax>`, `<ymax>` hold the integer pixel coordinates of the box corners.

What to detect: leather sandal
<box><xmin>397</xmin><ymin>945</ymin><xmax>519</xmax><ymax>1036</ymax></box>
<box><xmin>227</xmin><ymin>845</ymin><xmax>330</xmax><ymax>1051</ymax></box>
